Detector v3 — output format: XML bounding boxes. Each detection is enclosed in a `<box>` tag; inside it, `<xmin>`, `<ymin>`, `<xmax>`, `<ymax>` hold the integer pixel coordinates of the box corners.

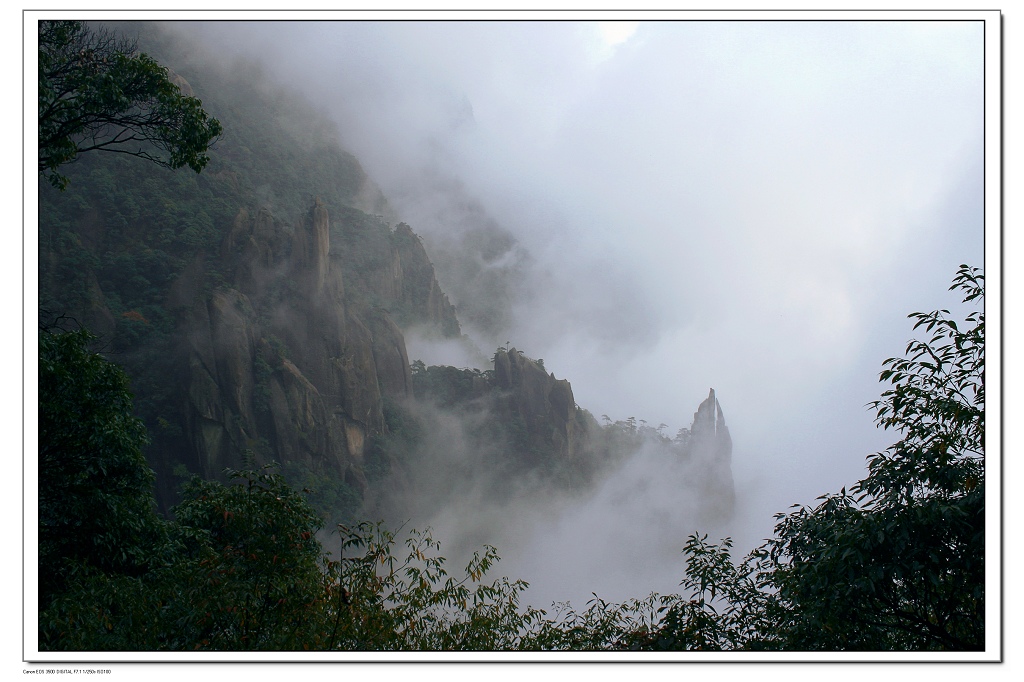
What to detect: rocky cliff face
<box><xmin>392</xmin><ymin>223</ymin><xmax>462</xmax><ymax>338</ymax></box>
<box><xmin>38</xmin><ymin>21</ymin><xmax>736</xmax><ymax>525</ymax></box>
<box><xmin>492</xmin><ymin>347</ymin><xmax>592</xmax><ymax>471</ymax></box>
<box><xmin>683</xmin><ymin>388</ymin><xmax>735</xmax><ymax>522</ymax></box>
<box><xmin>147</xmin><ymin>199</ymin><xmax>465</xmax><ymax>509</ymax></box>
<box><xmin>324</xmin><ymin>212</ymin><xmax>462</xmax><ymax>340</ymax></box>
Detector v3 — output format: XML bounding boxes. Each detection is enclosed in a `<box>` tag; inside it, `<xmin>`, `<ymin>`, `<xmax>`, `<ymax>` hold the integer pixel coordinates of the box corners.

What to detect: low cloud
<box><xmin>170</xmin><ymin>18</ymin><xmax>984</xmax><ymax>603</ymax></box>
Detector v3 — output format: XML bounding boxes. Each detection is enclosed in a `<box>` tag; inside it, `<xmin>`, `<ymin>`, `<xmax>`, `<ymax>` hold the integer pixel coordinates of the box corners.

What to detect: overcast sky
<box><xmin>167</xmin><ymin>16</ymin><xmax>989</xmax><ymax>605</ymax></box>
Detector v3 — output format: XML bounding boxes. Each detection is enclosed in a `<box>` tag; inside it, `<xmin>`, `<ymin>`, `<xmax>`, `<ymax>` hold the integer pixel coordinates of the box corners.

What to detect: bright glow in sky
<box><xmin>598</xmin><ymin>21</ymin><xmax>639</xmax><ymax>47</ymax></box>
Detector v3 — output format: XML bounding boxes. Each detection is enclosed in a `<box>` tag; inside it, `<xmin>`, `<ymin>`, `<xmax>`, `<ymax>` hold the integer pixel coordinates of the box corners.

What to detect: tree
<box><xmin>38</xmin><ymin>20</ymin><xmax>222</xmax><ymax>190</ymax></box>
<box><xmin>141</xmin><ymin>467</ymin><xmax>337</xmax><ymax>651</ymax></box>
<box><xmin>767</xmin><ymin>265</ymin><xmax>984</xmax><ymax>650</ymax></box>
<box><xmin>39</xmin><ymin>465</ymin><xmax>336</xmax><ymax>651</ymax></box>
<box><xmin>37</xmin><ymin>326</ymin><xmax>166</xmax><ymax>614</ymax></box>
<box><xmin>636</xmin><ymin>265</ymin><xmax>985</xmax><ymax>651</ymax></box>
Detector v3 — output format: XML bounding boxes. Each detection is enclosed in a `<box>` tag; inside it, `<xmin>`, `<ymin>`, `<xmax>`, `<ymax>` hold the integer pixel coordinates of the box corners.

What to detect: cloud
<box><xmin>598</xmin><ymin>21</ymin><xmax>639</xmax><ymax>47</ymax></box>
<box><xmin>170</xmin><ymin>18</ymin><xmax>985</xmax><ymax>604</ymax></box>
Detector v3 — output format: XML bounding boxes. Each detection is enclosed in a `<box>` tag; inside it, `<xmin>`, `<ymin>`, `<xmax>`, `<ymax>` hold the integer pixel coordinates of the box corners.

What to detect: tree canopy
<box><xmin>38</xmin><ymin>326</ymin><xmax>166</xmax><ymax>613</ymax></box>
<box><xmin>38</xmin><ymin>20</ymin><xmax>222</xmax><ymax>189</ymax></box>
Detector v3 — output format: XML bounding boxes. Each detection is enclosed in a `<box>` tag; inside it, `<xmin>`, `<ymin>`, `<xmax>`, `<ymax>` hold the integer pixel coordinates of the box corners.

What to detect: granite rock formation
<box><xmin>684</xmin><ymin>388</ymin><xmax>736</xmax><ymax>521</ymax></box>
<box><xmin>492</xmin><ymin>347</ymin><xmax>592</xmax><ymax>470</ymax></box>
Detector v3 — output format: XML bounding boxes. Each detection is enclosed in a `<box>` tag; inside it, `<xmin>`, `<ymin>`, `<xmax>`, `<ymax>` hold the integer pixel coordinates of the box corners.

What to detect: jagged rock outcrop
<box><xmin>492</xmin><ymin>347</ymin><xmax>591</xmax><ymax>468</ymax></box>
<box><xmin>685</xmin><ymin>388</ymin><xmax>735</xmax><ymax>521</ymax></box>
<box><xmin>391</xmin><ymin>222</ymin><xmax>461</xmax><ymax>337</ymax></box>
<box><xmin>38</xmin><ymin>19</ymin><xmax>741</xmax><ymax>527</ymax></box>
<box><xmin>311</xmin><ymin>213</ymin><xmax>461</xmax><ymax>338</ymax></box>
<box><xmin>170</xmin><ymin>201</ymin><xmax>434</xmax><ymax>501</ymax></box>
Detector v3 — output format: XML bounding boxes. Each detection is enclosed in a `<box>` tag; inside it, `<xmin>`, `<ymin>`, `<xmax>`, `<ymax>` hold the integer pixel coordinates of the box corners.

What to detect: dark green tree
<box><xmin>635</xmin><ymin>265</ymin><xmax>985</xmax><ymax>651</ymax></box>
<box><xmin>37</xmin><ymin>327</ymin><xmax>166</xmax><ymax>613</ymax></box>
<box><xmin>765</xmin><ymin>264</ymin><xmax>985</xmax><ymax>650</ymax></box>
<box><xmin>38</xmin><ymin>20</ymin><xmax>222</xmax><ymax>190</ymax></box>
<box><xmin>39</xmin><ymin>466</ymin><xmax>336</xmax><ymax>651</ymax></box>
<box><xmin>153</xmin><ymin>467</ymin><xmax>336</xmax><ymax>651</ymax></box>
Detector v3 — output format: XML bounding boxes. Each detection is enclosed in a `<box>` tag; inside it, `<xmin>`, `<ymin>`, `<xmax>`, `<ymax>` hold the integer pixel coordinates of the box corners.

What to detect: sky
<box><xmin>13</xmin><ymin>9</ymin><xmax>1006</xmax><ymax>668</ymax></box>
<box><xmin>170</xmin><ymin>17</ymin><xmax>988</xmax><ymax>601</ymax></box>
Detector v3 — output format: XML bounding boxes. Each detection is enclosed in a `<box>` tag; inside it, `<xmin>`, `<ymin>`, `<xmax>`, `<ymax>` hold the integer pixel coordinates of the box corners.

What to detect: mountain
<box><xmin>38</xmin><ymin>22</ymin><xmax>734</xmax><ymax>526</ymax></box>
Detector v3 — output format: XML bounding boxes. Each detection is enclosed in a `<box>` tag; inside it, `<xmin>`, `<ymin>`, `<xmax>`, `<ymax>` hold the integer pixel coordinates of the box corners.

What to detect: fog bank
<box><xmin>171</xmin><ymin>17</ymin><xmax>984</xmax><ymax>606</ymax></box>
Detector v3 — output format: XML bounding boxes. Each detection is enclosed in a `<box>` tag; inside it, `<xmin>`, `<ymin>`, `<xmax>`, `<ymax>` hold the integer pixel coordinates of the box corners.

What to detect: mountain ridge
<box><xmin>38</xmin><ymin>21</ymin><xmax>734</xmax><ymax>526</ymax></box>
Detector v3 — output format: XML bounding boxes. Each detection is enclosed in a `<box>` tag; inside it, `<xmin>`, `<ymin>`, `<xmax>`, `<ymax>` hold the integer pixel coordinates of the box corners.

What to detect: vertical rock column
<box><xmin>687</xmin><ymin>388</ymin><xmax>736</xmax><ymax>522</ymax></box>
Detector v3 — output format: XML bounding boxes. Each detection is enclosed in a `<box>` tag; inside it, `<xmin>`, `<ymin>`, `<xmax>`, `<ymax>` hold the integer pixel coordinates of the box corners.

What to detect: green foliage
<box><xmin>41</xmin><ymin>466</ymin><xmax>336</xmax><ymax>650</ymax></box>
<box><xmin>411</xmin><ymin>363</ymin><xmax>489</xmax><ymax>407</ymax></box>
<box><xmin>633</xmin><ymin>265</ymin><xmax>986</xmax><ymax>652</ymax></box>
<box><xmin>281</xmin><ymin>461</ymin><xmax>363</xmax><ymax>528</ymax></box>
<box><xmin>523</xmin><ymin>594</ymin><xmax>662</xmax><ymax>651</ymax></box>
<box><xmin>868</xmin><ymin>265</ymin><xmax>984</xmax><ymax>504</ymax></box>
<box><xmin>38</xmin><ymin>20</ymin><xmax>222</xmax><ymax>190</ymax></box>
<box><xmin>38</xmin><ymin>326</ymin><xmax>166</xmax><ymax>613</ymax></box>
<box><xmin>324</xmin><ymin>524</ymin><xmax>537</xmax><ymax>650</ymax></box>
<box><xmin>42</xmin><ymin>478</ymin><xmax>554</xmax><ymax>651</ymax></box>
<box><xmin>162</xmin><ymin>467</ymin><xmax>334</xmax><ymax>650</ymax></box>
<box><xmin>637</xmin><ymin>535</ymin><xmax>756</xmax><ymax>651</ymax></box>
<box><xmin>764</xmin><ymin>264</ymin><xmax>985</xmax><ymax>650</ymax></box>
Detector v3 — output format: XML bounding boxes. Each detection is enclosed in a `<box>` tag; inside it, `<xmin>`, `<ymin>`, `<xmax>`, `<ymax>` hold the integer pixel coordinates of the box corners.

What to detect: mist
<box><xmin>163</xmin><ymin>18</ymin><xmax>984</xmax><ymax>609</ymax></box>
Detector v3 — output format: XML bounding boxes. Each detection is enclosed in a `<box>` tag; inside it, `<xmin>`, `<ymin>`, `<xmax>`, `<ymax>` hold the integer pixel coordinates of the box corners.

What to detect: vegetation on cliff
<box><xmin>38</xmin><ymin>21</ymin><xmax>458</xmax><ymax>516</ymax></box>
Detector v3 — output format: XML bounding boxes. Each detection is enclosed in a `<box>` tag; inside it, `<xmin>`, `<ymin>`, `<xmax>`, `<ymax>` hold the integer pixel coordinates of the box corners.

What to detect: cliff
<box><xmin>176</xmin><ymin>199</ymin><xmax>391</xmax><ymax>477</ymax></box>
<box><xmin>403</xmin><ymin>354</ymin><xmax>735</xmax><ymax>524</ymax></box>
<box><xmin>144</xmin><ymin>191</ymin><xmax>480</xmax><ymax>509</ymax></box>
<box><xmin>36</xmin><ymin>19</ymin><xmax>468</xmax><ymax>513</ymax></box>
<box><xmin>41</xmin><ymin>166</ymin><xmax>457</xmax><ymax>515</ymax></box>
<box><xmin>684</xmin><ymin>388</ymin><xmax>736</xmax><ymax>522</ymax></box>
<box><xmin>37</xmin><ymin>22</ymin><xmax>734</xmax><ymax>524</ymax></box>
<box><xmin>492</xmin><ymin>347</ymin><xmax>592</xmax><ymax>470</ymax></box>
